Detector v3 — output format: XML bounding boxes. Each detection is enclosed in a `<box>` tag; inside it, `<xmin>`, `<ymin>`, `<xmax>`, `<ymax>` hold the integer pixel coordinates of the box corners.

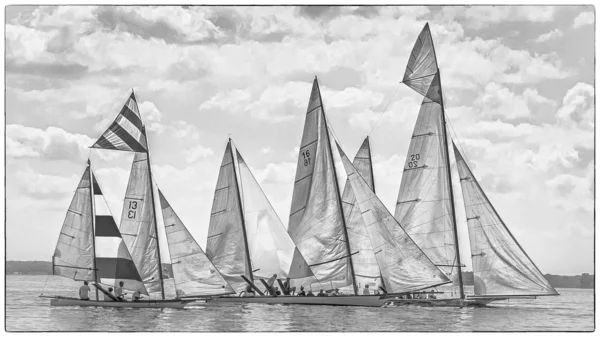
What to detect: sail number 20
<box><xmin>408</xmin><ymin>153</ymin><xmax>420</xmax><ymax>169</ymax></box>
<box><xmin>302</xmin><ymin>149</ymin><xmax>311</xmax><ymax>167</ymax></box>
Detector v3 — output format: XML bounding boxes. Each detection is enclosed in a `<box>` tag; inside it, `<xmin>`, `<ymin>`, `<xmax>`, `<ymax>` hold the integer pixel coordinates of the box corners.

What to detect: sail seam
<box><xmin>299</xmin><ymin>139</ymin><xmax>318</xmax><ymax>150</ymax></box>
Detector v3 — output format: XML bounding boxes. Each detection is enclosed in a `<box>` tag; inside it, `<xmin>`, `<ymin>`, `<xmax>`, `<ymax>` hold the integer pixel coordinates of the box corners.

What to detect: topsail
<box><xmin>453</xmin><ymin>143</ymin><xmax>558</xmax><ymax>297</ymax></box>
<box><xmin>288</xmin><ymin>78</ymin><xmax>354</xmax><ymax>290</ymax></box>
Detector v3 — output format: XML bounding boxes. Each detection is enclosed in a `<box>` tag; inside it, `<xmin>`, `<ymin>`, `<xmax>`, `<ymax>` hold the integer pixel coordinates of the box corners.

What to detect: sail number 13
<box><xmin>125</xmin><ymin>198</ymin><xmax>140</xmax><ymax>220</ymax></box>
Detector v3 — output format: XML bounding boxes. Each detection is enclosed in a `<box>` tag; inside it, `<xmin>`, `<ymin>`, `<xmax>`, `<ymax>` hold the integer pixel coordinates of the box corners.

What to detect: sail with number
<box><xmin>395</xmin><ymin>23</ymin><xmax>459</xmax><ymax>283</ymax></box>
<box><xmin>453</xmin><ymin>143</ymin><xmax>558</xmax><ymax>297</ymax></box>
<box><xmin>341</xmin><ymin>137</ymin><xmax>382</xmax><ymax>289</ymax></box>
<box><xmin>236</xmin><ymin>148</ymin><xmax>314</xmax><ymax>280</ymax></box>
<box><xmin>287</xmin><ymin>78</ymin><xmax>353</xmax><ymax>290</ymax></box>
<box><xmin>158</xmin><ymin>189</ymin><xmax>235</xmax><ymax>297</ymax></box>
<box><xmin>119</xmin><ymin>151</ymin><xmax>162</xmax><ymax>295</ymax></box>
<box><xmin>338</xmin><ymin>143</ymin><xmax>451</xmax><ymax>293</ymax></box>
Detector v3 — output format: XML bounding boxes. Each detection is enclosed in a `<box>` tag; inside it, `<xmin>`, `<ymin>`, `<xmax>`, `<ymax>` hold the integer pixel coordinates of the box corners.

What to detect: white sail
<box><xmin>403</xmin><ymin>23</ymin><xmax>441</xmax><ymax>104</ymax></box>
<box><xmin>338</xmin><ymin>143</ymin><xmax>451</xmax><ymax>293</ymax></box>
<box><xmin>158</xmin><ymin>189</ymin><xmax>235</xmax><ymax>297</ymax></box>
<box><xmin>52</xmin><ymin>165</ymin><xmax>95</xmax><ymax>282</ymax></box>
<box><xmin>341</xmin><ymin>137</ymin><xmax>382</xmax><ymax>289</ymax></box>
<box><xmin>453</xmin><ymin>143</ymin><xmax>558</xmax><ymax>297</ymax></box>
<box><xmin>206</xmin><ymin>141</ymin><xmax>250</xmax><ymax>293</ymax></box>
<box><xmin>119</xmin><ymin>152</ymin><xmax>162</xmax><ymax>294</ymax></box>
<box><xmin>235</xmin><ymin>147</ymin><xmax>314</xmax><ymax>280</ymax></box>
<box><xmin>288</xmin><ymin>78</ymin><xmax>352</xmax><ymax>290</ymax></box>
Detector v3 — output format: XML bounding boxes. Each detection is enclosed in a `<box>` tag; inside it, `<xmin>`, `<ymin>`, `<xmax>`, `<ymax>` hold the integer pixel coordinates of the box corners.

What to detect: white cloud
<box><xmin>14</xmin><ymin>166</ymin><xmax>80</xmax><ymax>200</ymax></box>
<box><xmin>546</xmin><ymin>163</ymin><xmax>593</xmax><ymax>212</ymax></box>
<box><xmin>573</xmin><ymin>11</ymin><xmax>594</xmax><ymax>29</ymax></box>
<box><xmin>184</xmin><ymin>146</ymin><xmax>213</xmax><ymax>163</ymax></box>
<box><xmin>439</xmin><ymin>6</ymin><xmax>556</xmax><ymax>29</ymax></box>
<box><xmin>556</xmin><ymin>82</ymin><xmax>594</xmax><ymax>129</ymax></box>
<box><xmin>138</xmin><ymin>101</ymin><xmax>165</xmax><ymax>133</ymax></box>
<box><xmin>7</xmin><ymin>124</ymin><xmax>95</xmax><ymax>161</ymax></box>
<box><xmin>535</xmin><ymin>29</ymin><xmax>564</xmax><ymax>43</ymax></box>
<box><xmin>473</xmin><ymin>83</ymin><xmax>556</xmax><ymax>119</ymax></box>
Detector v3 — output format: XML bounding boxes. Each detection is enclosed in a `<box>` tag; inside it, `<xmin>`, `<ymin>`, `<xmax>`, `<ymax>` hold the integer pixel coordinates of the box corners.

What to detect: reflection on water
<box><xmin>6</xmin><ymin>275</ymin><xmax>594</xmax><ymax>332</ymax></box>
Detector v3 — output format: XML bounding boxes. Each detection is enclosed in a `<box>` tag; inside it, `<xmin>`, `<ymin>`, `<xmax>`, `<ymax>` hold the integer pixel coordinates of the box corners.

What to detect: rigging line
<box><xmin>367</xmin><ymin>84</ymin><xmax>402</xmax><ymax>137</ymax></box>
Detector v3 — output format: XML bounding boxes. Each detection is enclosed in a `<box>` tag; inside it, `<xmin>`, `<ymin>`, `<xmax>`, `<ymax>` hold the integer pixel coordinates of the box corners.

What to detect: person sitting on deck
<box><xmin>244</xmin><ymin>285</ymin><xmax>256</xmax><ymax>297</ymax></box>
<box><xmin>114</xmin><ymin>281</ymin><xmax>125</xmax><ymax>301</ymax></box>
<box><xmin>104</xmin><ymin>287</ymin><xmax>115</xmax><ymax>301</ymax></box>
<box><xmin>266</xmin><ymin>274</ymin><xmax>277</xmax><ymax>290</ymax></box>
<box><xmin>132</xmin><ymin>290</ymin><xmax>142</xmax><ymax>301</ymax></box>
<box><xmin>317</xmin><ymin>289</ymin><xmax>326</xmax><ymax>297</ymax></box>
<box><xmin>282</xmin><ymin>277</ymin><xmax>296</xmax><ymax>295</ymax></box>
<box><xmin>427</xmin><ymin>289</ymin><xmax>436</xmax><ymax>299</ymax></box>
<box><xmin>307</xmin><ymin>290</ymin><xmax>315</xmax><ymax>296</ymax></box>
<box><xmin>329</xmin><ymin>289</ymin><xmax>340</xmax><ymax>296</ymax></box>
<box><xmin>362</xmin><ymin>284</ymin><xmax>370</xmax><ymax>295</ymax></box>
<box><xmin>79</xmin><ymin>281</ymin><xmax>90</xmax><ymax>300</ymax></box>
<box><xmin>297</xmin><ymin>286</ymin><xmax>306</xmax><ymax>296</ymax></box>
<box><xmin>274</xmin><ymin>287</ymin><xmax>281</xmax><ymax>296</ymax></box>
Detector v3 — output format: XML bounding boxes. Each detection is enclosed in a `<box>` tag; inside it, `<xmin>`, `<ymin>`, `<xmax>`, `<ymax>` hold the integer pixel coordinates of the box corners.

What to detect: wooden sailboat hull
<box><xmin>49</xmin><ymin>296</ymin><xmax>193</xmax><ymax>309</ymax></box>
<box><xmin>209</xmin><ymin>294</ymin><xmax>392</xmax><ymax>307</ymax></box>
<box><xmin>384</xmin><ymin>297</ymin><xmax>502</xmax><ymax>307</ymax></box>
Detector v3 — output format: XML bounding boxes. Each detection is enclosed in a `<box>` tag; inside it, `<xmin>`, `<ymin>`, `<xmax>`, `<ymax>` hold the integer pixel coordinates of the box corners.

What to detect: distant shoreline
<box><xmin>6</xmin><ymin>260</ymin><xmax>594</xmax><ymax>289</ymax></box>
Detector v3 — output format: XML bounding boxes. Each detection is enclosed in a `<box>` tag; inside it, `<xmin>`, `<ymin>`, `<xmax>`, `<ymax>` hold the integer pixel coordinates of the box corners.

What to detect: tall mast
<box><xmin>142</xmin><ymin>125</ymin><xmax>166</xmax><ymax>300</ymax></box>
<box><xmin>437</xmin><ymin>70</ymin><xmax>464</xmax><ymax>299</ymax></box>
<box><xmin>316</xmin><ymin>76</ymin><xmax>358</xmax><ymax>295</ymax></box>
<box><xmin>365</xmin><ymin>137</ymin><xmax>386</xmax><ymax>291</ymax></box>
<box><xmin>87</xmin><ymin>158</ymin><xmax>100</xmax><ymax>300</ymax></box>
<box><xmin>229</xmin><ymin>138</ymin><xmax>254</xmax><ymax>282</ymax></box>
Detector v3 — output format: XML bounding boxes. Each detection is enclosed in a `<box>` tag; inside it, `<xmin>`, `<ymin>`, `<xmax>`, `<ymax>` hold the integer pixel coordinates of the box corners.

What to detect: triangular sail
<box><xmin>206</xmin><ymin>142</ymin><xmax>250</xmax><ymax>293</ymax></box>
<box><xmin>158</xmin><ymin>189</ymin><xmax>235</xmax><ymax>297</ymax></box>
<box><xmin>52</xmin><ymin>166</ymin><xmax>95</xmax><ymax>282</ymax></box>
<box><xmin>341</xmin><ymin>137</ymin><xmax>382</xmax><ymax>289</ymax></box>
<box><xmin>235</xmin><ymin>147</ymin><xmax>314</xmax><ymax>280</ymax></box>
<box><xmin>93</xmin><ymin>172</ymin><xmax>148</xmax><ymax>295</ymax></box>
<box><xmin>337</xmin><ymin>143</ymin><xmax>450</xmax><ymax>293</ymax></box>
<box><xmin>119</xmin><ymin>152</ymin><xmax>162</xmax><ymax>294</ymax></box>
<box><xmin>91</xmin><ymin>92</ymin><xmax>148</xmax><ymax>153</ymax></box>
<box><xmin>402</xmin><ymin>23</ymin><xmax>441</xmax><ymax>104</ymax></box>
<box><xmin>287</xmin><ymin>78</ymin><xmax>352</xmax><ymax>290</ymax></box>
<box><xmin>453</xmin><ymin>144</ymin><xmax>558</xmax><ymax>297</ymax></box>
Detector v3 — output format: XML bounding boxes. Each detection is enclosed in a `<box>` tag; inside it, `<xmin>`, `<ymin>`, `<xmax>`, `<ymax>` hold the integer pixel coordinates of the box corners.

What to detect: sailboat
<box><xmin>45</xmin><ymin>91</ymin><xmax>235</xmax><ymax>308</ymax></box>
<box><xmin>45</xmin><ymin>160</ymin><xmax>188</xmax><ymax>308</ymax></box>
<box><xmin>390</xmin><ymin>23</ymin><xmax>558</xmax><ymax>306</ymax></box>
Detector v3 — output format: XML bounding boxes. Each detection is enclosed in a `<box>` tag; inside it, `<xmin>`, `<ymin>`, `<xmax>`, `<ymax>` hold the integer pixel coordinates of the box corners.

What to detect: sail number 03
<box><xmin>302</xmin><ymin>149</ymin><xmax>311</xmax><ymax>167</ymax></box>
<box><xmin>408</xmin><ymin>153</ymin><xmax>420</xmax><ymax>168</ymax></box>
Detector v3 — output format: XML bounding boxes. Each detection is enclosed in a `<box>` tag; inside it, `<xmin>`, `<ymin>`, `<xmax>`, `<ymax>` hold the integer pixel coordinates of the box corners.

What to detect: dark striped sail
<box><xmin>91</xmin><ymin>91</ymin><xmax>148</xmax><ymax>152</ymax></box>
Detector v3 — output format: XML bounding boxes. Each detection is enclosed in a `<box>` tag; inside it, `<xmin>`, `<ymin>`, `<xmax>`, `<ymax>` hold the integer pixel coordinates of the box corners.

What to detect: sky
<box><xmin>5</xmin><ymin>5</ymin><xmax>594</xmax><ymax>276</ymax></box>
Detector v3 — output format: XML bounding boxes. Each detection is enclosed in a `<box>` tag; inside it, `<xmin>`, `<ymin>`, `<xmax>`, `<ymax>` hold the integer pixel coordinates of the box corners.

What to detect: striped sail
<box><xmin>52</xmin><ymin>165</ymin><xmax>95</xmax><ymax>282</ymax></box>
<box><xmin>206</xmin><ymin>141</ymin><xmax>250</xmax><ymax>293</ymax></box>
<box><xmin>119</xmin><ymin>152</ymin><xmax>162</xmax><ymax>295</ymax></box>
<box><xmin>236</xmin><ymin>146</ymin><xmax>314</xmax><ymax>280</ymax></box>
<box><xmin>341</xmin><ymin>137</ymin><xmax>382</xmax><ymax>289</ymax></box>
<box><xmin>92</xmin><ymin>173</ymin><xmax>148</xmax><ymax>295</ymax></box>
<box><xmin>158</xmin><ymin>189</ymin><xmax>235</xmax><ymax>297</ymax></box>
<box><xmin>91</xmin><ymin>91</ymin><xmax>148</xmax><ymax>152</ymax></box>
<box><xmin>288</xmin><ymin>78</ymin><xmax>351</xmax><ymax>290</ymax></box>
<box><xmin>453</xmin><ymin>143</ymin><xmax>558</xmax><ymax>297</ymax></box>
<box><xmin>338</xmin><ymin>143</ymin><xmax>451</xmax><ymax>293</ymax></box>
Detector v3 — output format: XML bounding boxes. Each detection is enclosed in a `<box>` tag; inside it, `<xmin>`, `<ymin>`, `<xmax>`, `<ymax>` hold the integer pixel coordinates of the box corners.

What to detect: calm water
<box><xmin>6</xmin><ymin>275</ymin><xmax>594</xmax><ymax>332</ymax></box>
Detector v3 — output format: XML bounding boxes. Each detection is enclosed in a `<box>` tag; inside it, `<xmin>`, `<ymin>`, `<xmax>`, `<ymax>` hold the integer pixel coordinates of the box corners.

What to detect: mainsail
<box><xmin>119</xmin><ymin>152</ymin><xmax>162</xmax><ymax>295</ymax></box>
<box><xmin>337</xmin><ymin>143</ymin><xmax>451</xmax><ymax>293</ymax></box>
<box><xmin>53</xmin><ymin>165</ymin><xmax>95</xmax><ymax>282</ymax></box>
<box><xmin>341</xmin><ymin>137</ymin><xmax>382</xmax><ymax>289</ymax></box>
<box><xmin>453</xmin><ymin>143</ymin><xmax>558</xmax><ymax>297</ymax></box>
<box><xmin>206</xmin><ymin>141</ymin><xmax>250</xmax><ymax>292</ymax></box>
<box><xmin>395</xmin><ymin>23</ymin><xmax>461</xmax><ymax>286</ymax></box>
<box><xmin>158</xmin><ymin>189</ymin><xmax>235</xmax><ymax>297</ymax></box>
<box><xmin>288</xmin><ymin>78</ymin><xmax>354</xmax><ymax>290</ymax></box>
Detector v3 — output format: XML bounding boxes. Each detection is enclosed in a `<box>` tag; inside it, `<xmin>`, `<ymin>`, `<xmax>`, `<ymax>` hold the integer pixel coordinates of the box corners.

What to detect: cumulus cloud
<box><xmin>535</xmin><ymin>29</ymin><xmax>564</xmax><ymax>43</ymax></box>
<box><xmin>473</xmin><ymin>83</ymin><xmax>556</xmax><ymax>119</ymax></box>
<box><xmin>556</xmin><ymin>82</ymin><xmax>594</xmax><ymax>129</ymax></box>
<box><xmin>7</xmin><ymin>124</ymin><xmax>96</xmax><ymax>161</ymax></box>
<box><xmin>573</xmin><ymin>11</ymin><xmax>594</xmax><ymax>29</ymax></box>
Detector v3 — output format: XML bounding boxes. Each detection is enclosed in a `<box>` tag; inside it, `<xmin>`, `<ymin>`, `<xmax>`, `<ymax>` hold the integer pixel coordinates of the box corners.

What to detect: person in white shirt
<box><xmin>132</xmin><ymin>290</ymin><xmax>142</xmax><ymax>301</ymax></box>
<box><xmin>79</xmin><ymin>281</ymin><xmax>91</xmax><ymax>300</ymax></box>
<box><xmin>362</xmin><ymin>284</ymin><xmax>370</xmax><ymax>295</ymax></box>
<box><xmin>114</xmin><ymin>281</ymin><xmax>125</xmax><ymax>301</ymax></box>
